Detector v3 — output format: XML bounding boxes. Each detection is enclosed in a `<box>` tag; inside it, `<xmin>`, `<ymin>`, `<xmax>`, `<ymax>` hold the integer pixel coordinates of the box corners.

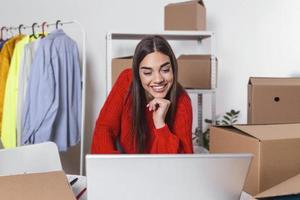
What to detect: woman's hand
<box><xmin>147</xmin><ymin>98</ymin><xmax>171</xmax><ymax>129</ymax></box>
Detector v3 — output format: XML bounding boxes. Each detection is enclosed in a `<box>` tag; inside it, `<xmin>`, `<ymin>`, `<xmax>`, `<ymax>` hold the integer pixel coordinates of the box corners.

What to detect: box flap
<box><xmin>0</xmin><ymin>171</ymin><xmax>76</xmax><ymax>200</ymax></box>
<box><xmin>233</xmin><ymin>124</ymin><xmax>300</xmax><ymax>140</ymax></box>
<box><xmin>166</xmin><ymin>0</ymin><xmax>204</xmax><ymax>7</ymax></box>
<box><xmin>178</xmin><ymin>54</ymin><xmax>211</xmax><ymax>60</ymax></box>
<box><xmin>255</xmin><ymin>173</ymin><xmax>300</xmax><ymax>199</ymax></box>
<box><xmin>249</xmin><ymin>77</ymin><xmax>300</xmax><ymax>86</ymax></box>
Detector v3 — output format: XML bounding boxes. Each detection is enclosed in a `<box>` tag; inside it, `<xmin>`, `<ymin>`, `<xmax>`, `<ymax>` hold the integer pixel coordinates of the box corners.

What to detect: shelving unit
<box><xmin>106</xmin><ymin>31</ymin><xmax>217</xmax><ymax>137</ymax></box>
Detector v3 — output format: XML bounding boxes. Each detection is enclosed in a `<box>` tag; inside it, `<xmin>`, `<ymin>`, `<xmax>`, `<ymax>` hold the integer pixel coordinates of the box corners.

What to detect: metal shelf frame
<box><xmin>106</xmin><ymin>31</ymin><xmax>217</xmax><ymax>134</ymax></box>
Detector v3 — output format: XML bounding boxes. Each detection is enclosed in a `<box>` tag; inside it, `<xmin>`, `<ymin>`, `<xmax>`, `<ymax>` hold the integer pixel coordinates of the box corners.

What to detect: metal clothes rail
<box><xmin>1</xmin><ymin>20</ymin><xmax>86</xmax><ymax>175</ymax></box>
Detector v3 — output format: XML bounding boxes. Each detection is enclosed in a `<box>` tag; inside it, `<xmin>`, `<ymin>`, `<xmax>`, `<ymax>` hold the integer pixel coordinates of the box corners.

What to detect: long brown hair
<box><xmin>131</xmin><ymin>35</ymin><xmax>183</xmax><ymax>153</ymax></box>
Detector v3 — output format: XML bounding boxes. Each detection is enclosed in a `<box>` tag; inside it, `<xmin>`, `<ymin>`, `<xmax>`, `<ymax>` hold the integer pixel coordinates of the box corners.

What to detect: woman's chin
<box><xmin>150</xmin><ymin>92</ymin><xmax>167</xmax><ymax>99</ymax></box>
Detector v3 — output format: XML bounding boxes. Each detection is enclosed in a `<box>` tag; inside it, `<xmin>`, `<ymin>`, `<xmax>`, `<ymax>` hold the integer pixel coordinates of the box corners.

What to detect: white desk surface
<box><xmin>67</xmin><ymin>174</ymin><xmax>87</xmax><ymax>200</ymax></box>
<box><xmin>67</xmin><ymin>175</ymin><xmax>253</xmax><ymax>200</ymax></box>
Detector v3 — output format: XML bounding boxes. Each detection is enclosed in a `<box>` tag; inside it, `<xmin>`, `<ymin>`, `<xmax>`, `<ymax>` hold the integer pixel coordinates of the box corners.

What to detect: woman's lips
<box><xmin>151</xmin><ymin>84</ymin><xmax>167</xmax><ymax>92</ymax></box>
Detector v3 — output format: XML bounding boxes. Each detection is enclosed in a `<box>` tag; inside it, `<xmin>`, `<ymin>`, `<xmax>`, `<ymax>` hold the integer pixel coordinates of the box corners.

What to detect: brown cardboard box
<box><xmin>248</xmin><ymin>77</ymin><xmax>300</xmax><ymax>124</ymax></box>
<box><xmin>112</xmin><ymin>56</ymin><xmax>133</xmax><ymax>85</ymax></box>
<box><xmin>0</xmin><ymin>171</ymin><xmax>76</xmax><ymax>200</ymax></box>
<box><xmin>177</xmin><ymin>55</ymin><xmax>212</xmax><ymax>89</ymax></box>
<box><xmin>210</xmin><ymin>123</ymin><xmax>300</xmax><ymax>196</ymax></box>
<box><xmin>164</xmin><ymin>0</ymin><xmax>206</xmax><ymax>30</ymax></box>
<box><xmin>255</xmin><ymin>173</ymin><xmax>300</xmax><ymax>199</ymax></box>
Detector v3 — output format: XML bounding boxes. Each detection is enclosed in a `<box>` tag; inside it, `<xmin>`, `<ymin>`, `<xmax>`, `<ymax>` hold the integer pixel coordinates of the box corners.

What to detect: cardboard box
<box><xmin>210</xmin><ymin>123</ymin><xmax>300</xmax><ymax>196</ymax></box>
<box><xmin>248</xmin><ymin>77</ymin><xmax>300</xmax><ymax>124</ymax></box>
<box><xmin>164</xmin><ymin>0</ymin><xmax>206</xmax><ymax>30</ymax></box>
<box><xmin>177</xmin><ymin>55</ymin><xmax>212</xmax><ymax>89</ymax></box>
<box><xmin>112</xmin><ymin>56</ymin><xmax>132</xmax><ymax>85</ymax></box>
<box><xmin>255</xmin><ymin>173</ymin><xmax>300</xmax><ymax>199</ymax></box>
<box><xmin>0</xmin><ymin>171</ymin><xmax>76</xmax><ymax>200</ymax></box>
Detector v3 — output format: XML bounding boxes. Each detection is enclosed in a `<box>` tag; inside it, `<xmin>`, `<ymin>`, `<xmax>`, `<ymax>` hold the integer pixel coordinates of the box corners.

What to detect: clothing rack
<box><xmin>1</xmin><ymin>20</ymin><xmax>86</xmax><ymax>175</ymax></box>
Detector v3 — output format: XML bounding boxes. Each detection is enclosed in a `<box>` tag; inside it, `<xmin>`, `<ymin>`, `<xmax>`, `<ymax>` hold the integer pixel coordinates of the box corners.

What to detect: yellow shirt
<box><xmin>0</xmin><ymin>35</ymin><xmax>24</xmax><ymax>137</ymax></box>
<box><xmin>1</xmin><ymin>35</ymin><xmax>35</xmax><ymax>148</ymax></box>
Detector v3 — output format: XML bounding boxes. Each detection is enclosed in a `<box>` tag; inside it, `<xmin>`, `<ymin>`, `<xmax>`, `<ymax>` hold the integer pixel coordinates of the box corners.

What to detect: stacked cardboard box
<box><xmin>248</xmin><ymin>77</ymin><xmax>300</xmax><ymax>124</ymax></box>
<box><xmin>111</xmin><ymin>56</ymin><xmax>133</xmax><ymax>85</ymax></box>
<box><xmin>164</xmin><ymin>0</ymin><xmax>206</xmax><ymax>30</ymax></box>
<box><xmin>177</xmin><ymin>55</ymin><xmax>213</xmax><ymax>89</ymax></box>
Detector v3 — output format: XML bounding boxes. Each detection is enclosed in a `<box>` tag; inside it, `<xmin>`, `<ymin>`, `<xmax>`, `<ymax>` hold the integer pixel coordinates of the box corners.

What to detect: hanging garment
<box><xmin>0</xmin><ymin>35</ymin><xmax>24</xmax><ymax>137</ymax></box>
<box><xmin>1</xmin><ymin>35</ymin><xmax>36</xmax><ymax>148</ymax></box>
<box><xmin>16</xmin><ymin>38</ymin><xmax>41</xmax><ymax>146</ymax></box>
<box><xmin>22</xmin><ymin>29</ymin><xmax>82</xmax><ymax>151</ymax></box>
<box><xmin>0</xmin><ymin>39</ymin><xmax>8</xmax><ymax>51</ymax></box>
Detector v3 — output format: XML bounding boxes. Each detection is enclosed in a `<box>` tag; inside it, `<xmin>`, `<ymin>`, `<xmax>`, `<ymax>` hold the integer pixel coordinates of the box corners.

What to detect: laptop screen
<box><xmin>86</xmin><ymin>154</ymin><xmax>252</xmax><ymax>200</ymax></box>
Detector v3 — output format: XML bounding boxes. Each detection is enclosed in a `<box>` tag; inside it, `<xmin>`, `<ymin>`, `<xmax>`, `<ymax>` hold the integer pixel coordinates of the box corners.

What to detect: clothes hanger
<box><xmin>18</xmin><ymin>24</ymin><xmax>24</xmax><ymax>35</ymax></box>
<box><xmin>55</xmin><ymin>20</ymin><xmax>61</xmax><ymax>29</ymax></box>
<box><xmin>29</xmin><ymin>23</ymin><xmax>38</xmax><ymax>39</ymax></box>
<box><xmin>39</xmin><ymin>21</ymin><xmax>47</xmax><ymax>38</ymax></box>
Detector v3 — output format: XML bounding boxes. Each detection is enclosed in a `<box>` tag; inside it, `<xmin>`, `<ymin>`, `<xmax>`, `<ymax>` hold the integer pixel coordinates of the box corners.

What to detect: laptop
<box><xmin>0</xmin><ymin>142</ymin><xmax>62</xmax><ymax>176</ymax></box>
<box><xmin>86</xmin><ymin>154</ymin><xmax>252</xmax><ymax>200</ymax></box>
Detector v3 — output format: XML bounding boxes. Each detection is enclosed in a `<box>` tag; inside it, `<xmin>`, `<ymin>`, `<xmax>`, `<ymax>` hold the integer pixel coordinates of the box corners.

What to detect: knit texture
<box><xmin>92</xmin><ymin>69</ymin><xmax>193</xmax><ymax>154</ymax></box>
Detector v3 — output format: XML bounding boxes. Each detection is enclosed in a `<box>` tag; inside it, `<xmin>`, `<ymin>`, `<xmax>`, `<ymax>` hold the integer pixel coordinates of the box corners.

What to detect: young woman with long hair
<box><xmin>92</xmin><ymin>35</ymin><xmax>193</xmax><ymax>153</ymax></box>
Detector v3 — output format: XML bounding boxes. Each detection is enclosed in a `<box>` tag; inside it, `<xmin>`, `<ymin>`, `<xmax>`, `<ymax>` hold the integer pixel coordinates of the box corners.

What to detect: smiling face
<box><xmin>139</xmin><ymin>51</ymin><xmax>174</xmax><ymax>101</ymax></box>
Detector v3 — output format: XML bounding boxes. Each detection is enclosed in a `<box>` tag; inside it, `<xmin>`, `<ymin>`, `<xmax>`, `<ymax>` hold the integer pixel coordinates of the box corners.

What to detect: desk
<box><xmin>67</xmin><ymin>175</ymin><xmax>253</xmax><ymax>200</ymax></box>
<box><xmin>67</xmin><ymin>175</ymin><xmax>87</xmax><ymax>200</ymax></box>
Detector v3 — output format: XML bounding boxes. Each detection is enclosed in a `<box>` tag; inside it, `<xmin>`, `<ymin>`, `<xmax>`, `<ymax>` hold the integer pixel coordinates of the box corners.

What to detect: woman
<box><xmin>92</xmin><ymin>35</ymin><xmax>193</xmax><ymax>154</ymax></box>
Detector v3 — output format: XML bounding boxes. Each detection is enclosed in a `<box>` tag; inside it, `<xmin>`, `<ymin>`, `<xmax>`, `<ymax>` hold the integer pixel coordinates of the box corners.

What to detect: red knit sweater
<box><xmin>91</xmin><ymin>69</ymin><xmax>193</xmax><ymax>154</ymax></box>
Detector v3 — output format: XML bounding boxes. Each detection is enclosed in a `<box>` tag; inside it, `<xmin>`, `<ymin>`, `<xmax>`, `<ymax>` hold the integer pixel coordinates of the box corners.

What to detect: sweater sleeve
<box><xmin>91</xmin><ymin>69</ymin><xmax>132</xmax><ymax>154</ymax></box>
<box><xmin>150</xmin><ymin>92</ymin><xmax>193</xmax><ymax>154</ymax></box>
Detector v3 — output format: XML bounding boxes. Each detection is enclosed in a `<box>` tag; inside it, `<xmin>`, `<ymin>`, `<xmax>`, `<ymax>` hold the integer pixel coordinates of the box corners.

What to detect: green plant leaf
<box><xmin>226</xmin><ymin>112</ymin><xmax>233</xmax><ymax>117</ymax></box>
<box><xmin>205</xmin><ymin>119</ymin><xmax>212</xmax><ymax>124</ymax></box>
<box><xmin>222</xmin><ymin>120</ymin><xmax>229</xmax><ymax>125</ymax></box>
<box><xmin>223</xmin><ymin>115</ymin><xmax>231</xmax><ymax>121</ymax></box>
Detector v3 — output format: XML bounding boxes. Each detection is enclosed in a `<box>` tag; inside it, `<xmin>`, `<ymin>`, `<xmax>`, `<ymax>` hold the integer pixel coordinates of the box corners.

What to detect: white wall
<box><xmin>1</xmin><ymin>0</ymin><xmax>300</xmax><ymax>173</ymax></box>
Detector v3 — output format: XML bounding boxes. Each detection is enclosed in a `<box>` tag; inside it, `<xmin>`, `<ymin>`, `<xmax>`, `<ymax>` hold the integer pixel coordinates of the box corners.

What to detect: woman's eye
<box><xmin>143</xmin><ymin>71</ymin><xmax>152</xmax><ymax>75</ymax></box>
<box><xmin>162</xmin><ymin>68</ymin><xmax>170</xmax><ymax>73</ymax></box>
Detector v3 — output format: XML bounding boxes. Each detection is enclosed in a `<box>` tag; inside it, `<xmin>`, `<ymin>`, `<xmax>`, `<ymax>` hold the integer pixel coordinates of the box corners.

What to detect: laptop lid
<box><xmin>0</xmin><ymin>142</ymin><xmax>62</xmax><ymax>176</ymax></box>
<box><xmin>86</xmin><ymin>154</ymin><xmax>252</xmax><ymax>200</ymax></box>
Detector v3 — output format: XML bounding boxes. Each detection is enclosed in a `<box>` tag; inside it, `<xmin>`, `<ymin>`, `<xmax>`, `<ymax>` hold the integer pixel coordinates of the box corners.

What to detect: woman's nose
<box><xmin>153</xmin><ymin>72</ymin><xmax>164</xmax><ymax>83</ymax></box>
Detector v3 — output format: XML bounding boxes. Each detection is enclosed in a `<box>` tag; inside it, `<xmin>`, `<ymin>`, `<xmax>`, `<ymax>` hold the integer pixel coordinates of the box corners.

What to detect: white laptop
<box><xmin>86</xmin><ymin>154</ymin><xmax>252</xmax><ymax>200</ymax></box>
<box><xmin>0</xmin><ymin>142</ymin><xmax>62</xmax><ymax>176</ymax></box>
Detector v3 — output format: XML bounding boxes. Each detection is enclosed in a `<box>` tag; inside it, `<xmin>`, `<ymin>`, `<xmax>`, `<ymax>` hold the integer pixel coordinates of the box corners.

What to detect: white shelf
<box><xmin>186</xmin><ymin>89</ymin><xmax>216</xmax><ymax>94</ymax></box>
<box><xmin>107</xmin><ymin>31</ymin><xmax>214</xmax><ymax>41</ymax></box>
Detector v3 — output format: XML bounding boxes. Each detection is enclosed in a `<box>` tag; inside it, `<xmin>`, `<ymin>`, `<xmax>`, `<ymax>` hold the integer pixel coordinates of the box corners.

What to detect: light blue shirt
<box><xmin>22</xmin><ymin>29</ymin><xmax>82</xmax><ymax>151</ymax></box>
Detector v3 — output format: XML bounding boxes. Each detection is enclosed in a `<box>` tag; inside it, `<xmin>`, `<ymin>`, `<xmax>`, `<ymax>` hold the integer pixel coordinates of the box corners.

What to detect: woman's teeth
<box><xmin>152</xmin><ymin>85</ymin><xmax>166</xmax><ymax>92</ymax></box>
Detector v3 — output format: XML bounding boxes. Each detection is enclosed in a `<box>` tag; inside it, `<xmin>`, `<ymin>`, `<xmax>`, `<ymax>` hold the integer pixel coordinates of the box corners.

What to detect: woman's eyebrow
<box><xmin>160</xmin><ymin>62</ymin><xmax>171</xmax><ymax>68</ymax></box>
<box><xmin>140</xmin><ymin>62</ymin><xmax>170</xmax><ymax>70</ymax></box>
<box><xmin>140</xmin><ymin>66</ymin><xmax>152</xmax><ymax>70</ymax></box>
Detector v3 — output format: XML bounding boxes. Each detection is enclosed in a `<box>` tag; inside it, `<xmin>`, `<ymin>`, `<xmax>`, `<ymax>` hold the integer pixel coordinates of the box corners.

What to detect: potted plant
<box><xmin>193</xmin><ymin>109</ymin><xmax>240</xmax><ymax>153</ymax></box>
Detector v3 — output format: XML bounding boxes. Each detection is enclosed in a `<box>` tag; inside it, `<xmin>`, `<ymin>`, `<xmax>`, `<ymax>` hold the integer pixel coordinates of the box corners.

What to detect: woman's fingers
<box><xmin>147</xmin><ymin>98</ymin><xmax>170</xmax><ymax>111</ymax></box>
<box><xmin>147</xmin><ymin>98</ymin><xmax>161</xmax><ymax>111</ymax></box>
